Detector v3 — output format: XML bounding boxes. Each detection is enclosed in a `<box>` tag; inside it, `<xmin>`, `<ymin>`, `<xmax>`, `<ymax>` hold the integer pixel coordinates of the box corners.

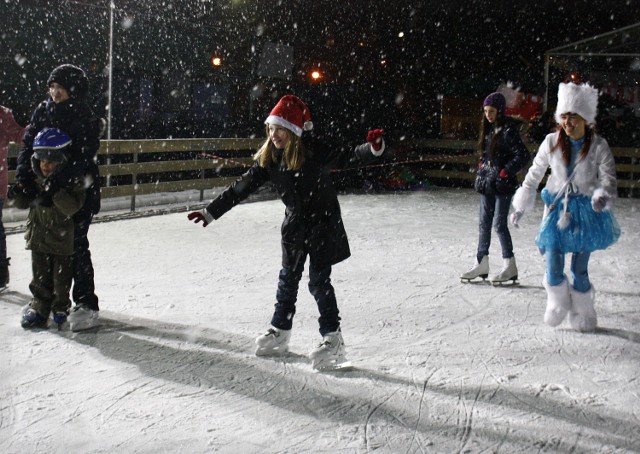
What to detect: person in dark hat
<box><xmin>460</xmin><ymin>92</ymin><xmax>530</xmax><ymax>285</ymax></box>
<box><xmin>14</xmin><ymin>63</ymin><xmax>101</xmax><ymax>331</ymax></box>
<box><xmin>187</xmin><ymin>94</ymin><xmax>389</xmax><ymax>370</ymax></box>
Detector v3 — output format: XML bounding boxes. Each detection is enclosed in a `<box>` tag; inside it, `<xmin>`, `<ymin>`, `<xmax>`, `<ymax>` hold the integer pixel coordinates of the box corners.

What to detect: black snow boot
<box><xmin>0</xmin><ymin>257</ymin><xmax>10</xmax><ymax>288</ymax></box>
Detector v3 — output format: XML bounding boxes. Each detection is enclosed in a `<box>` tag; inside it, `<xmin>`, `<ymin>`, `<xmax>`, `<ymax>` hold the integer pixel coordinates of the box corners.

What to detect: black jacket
<box><xmin>478</xmin><ymin>118</ymin><xmax>530</xmax><ymax>195</ymax></box>
<box><xmin>16</xmin><ymin>98</ymin><xmax>101</xmax><ymax>216</ymax></box>
<box><xmin>206</xmin><ymin>137</ymin><xmax>388</xmax><ymax>270</ymax></box>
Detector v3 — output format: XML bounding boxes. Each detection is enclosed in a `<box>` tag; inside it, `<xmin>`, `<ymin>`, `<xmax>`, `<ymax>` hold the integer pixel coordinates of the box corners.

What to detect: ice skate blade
<box><xmin>490</xmin><ymin>279</ymin><xmax>519</xmax><ymax>287</ymax></box>
<box><xmin>70</xmin><ymin>318</ymin><xmax>101</xmax><ymax>332</ymax></box>
<box><xmin>460</xmin><ymin>277</ymin><xmax>487</xmax><ymax>284</ymax></box>
<box><xmin>313</xmin><ymin>360</ymin><xmax>352</xmax><ymax>371</ymax></box>
<box><xmin>255</xmin><ymin>346</ymin><xmax>288</xmax><ymax>357</ymax></box>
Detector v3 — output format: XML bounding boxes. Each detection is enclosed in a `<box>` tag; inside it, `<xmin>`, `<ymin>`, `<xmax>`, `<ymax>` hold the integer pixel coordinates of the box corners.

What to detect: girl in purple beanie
<box><xmin>461</xmin><ymin>92</ymin><xmax>530</xmax><ymax>285</ymax></box>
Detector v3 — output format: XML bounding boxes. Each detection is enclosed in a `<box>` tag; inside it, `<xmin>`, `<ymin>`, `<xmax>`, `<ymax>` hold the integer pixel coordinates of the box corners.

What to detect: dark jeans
<box><xmin>73</xmin><ymin>214</ymin><xmax>99</xmax><ymax>310</ymax></box>
<box><xmin>0</xmin><ymin>198</ymin><xmax>6</xmax><ymax>264</ymax></box>
<box><xmin>29</xmin><ymin>250</ymin><xmax>73</xmax><ymax>317</ymax></box>
<box><xmin>477</xmin><ymin>192</ymin><xmax>514</xmax><ymax>262</ymax></box>
<box><xmin>272</xmin><ymin>256</ymin><xmax>341</xmax><ymax>336</ymax></box>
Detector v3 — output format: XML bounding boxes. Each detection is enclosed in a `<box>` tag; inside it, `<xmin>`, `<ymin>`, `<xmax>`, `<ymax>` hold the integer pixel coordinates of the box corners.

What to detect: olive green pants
<box><xmin>29</xmin><ymin>251</ymin><xmax>73</xmax><ymax>318</ymax></box>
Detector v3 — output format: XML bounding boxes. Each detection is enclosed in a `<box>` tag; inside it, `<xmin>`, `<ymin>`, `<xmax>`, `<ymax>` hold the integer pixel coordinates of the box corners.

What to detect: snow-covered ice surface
<box><xmin>1</xmin><ymin>187</ymin><xmax>639</xmax><ymax>453</ymax></box>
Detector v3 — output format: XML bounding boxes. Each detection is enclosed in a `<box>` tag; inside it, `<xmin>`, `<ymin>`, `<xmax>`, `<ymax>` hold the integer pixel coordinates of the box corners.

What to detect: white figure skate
<box><xmin>489</xmin><ymin>257</ymin><xmax>519</xmax><ymax>286</ymax></box>
<box><xmin>255</xmin><ymin>327</ymin><xmax>291</xmax><ymax>356</ymax></box>
<box><xmin>460</xmin><ymin>255</ymin><xmax>489</xmax><ymax>283</ymax></box>
<box><xmin>309</xmin><ymin>330</ymin><xmax>350</xmax><ymax>371</ymax></box>
<box><xmin>67</xmin><ymin>305</ymin><xmax>100</xmax><ymax>332</ymax></box>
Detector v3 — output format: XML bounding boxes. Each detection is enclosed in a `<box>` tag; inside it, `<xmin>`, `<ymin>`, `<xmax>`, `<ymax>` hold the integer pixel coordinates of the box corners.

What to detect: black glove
<box><xmin>8</xmin><ymin>181</ymin><xmax>39</xmax><ymax>200</ymax></box>
<box><xmin>6</xmin><ymin>184</ymin><xmax>19</xmax><ymax>200</ymax></box>
<box><xmin>42</xmin><ymin>173</ymin><xmax>62</xmax><ymax>195</ymax></box>
<box><xmin>37</xmin><ymin>192</ymin><xmax>54</xmax><ymax>207</ymax></box>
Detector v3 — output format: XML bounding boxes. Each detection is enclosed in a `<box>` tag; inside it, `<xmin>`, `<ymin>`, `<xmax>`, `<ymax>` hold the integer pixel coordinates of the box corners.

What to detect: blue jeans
<box><xmin>0</xmin><ymin>199</ymin><xmax>6</xmax><ymax>264</ymax></box>
<box><xmin>272</xmin><ymin>256</ymin><xmax>340</xmax><ymax>336</ymax></box>
<box><xmin>477</xmin><ymin>192</ymin><xmax>514</xmax><ymax>262</ymax></box>
<box><xmin>546</xmin><ymin>249</ymin><xmax>591</xmax><ymax>292</ymax></box>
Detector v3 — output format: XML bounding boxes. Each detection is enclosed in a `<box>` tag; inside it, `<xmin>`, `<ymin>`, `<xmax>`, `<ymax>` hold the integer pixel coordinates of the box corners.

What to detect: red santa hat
<box><xmin>264</xmin><ymin>95</ymin><xmax>313</xmax><ymax>137</ymax></box>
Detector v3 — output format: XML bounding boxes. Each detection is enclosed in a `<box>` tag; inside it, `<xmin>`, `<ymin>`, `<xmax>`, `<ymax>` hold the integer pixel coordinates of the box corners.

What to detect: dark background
<box><xmin>1</xmin><ymin>0</ymin><xmax>638</xmax><ymax>144</ymax></box>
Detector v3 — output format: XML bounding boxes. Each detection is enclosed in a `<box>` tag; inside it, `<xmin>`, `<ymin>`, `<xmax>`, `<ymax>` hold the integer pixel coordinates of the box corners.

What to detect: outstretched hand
<box><xmin>187</xmin><ymin>209</ymin><xmax>213</xmax><ymax>227</ymax></box>
<box><xmin>366</xmin><ymin>129</ymin><xmax>385</xmax><ymax>153</ymax></box>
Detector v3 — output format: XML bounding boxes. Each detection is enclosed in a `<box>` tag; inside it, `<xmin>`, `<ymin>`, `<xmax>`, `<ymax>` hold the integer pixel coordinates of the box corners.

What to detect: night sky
<box><xmin>1</xmin><ymin>0</ymin><xmax>637</xmax><ymax>138</ymax></box>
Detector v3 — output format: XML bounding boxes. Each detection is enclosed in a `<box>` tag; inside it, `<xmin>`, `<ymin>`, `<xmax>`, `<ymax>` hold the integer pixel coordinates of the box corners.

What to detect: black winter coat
<box><xmin>206</xmin><ymin>137</ymin><xmax>388</xmax><ymax>270</ymax></box>
<box><xmin>16</xmin><ymin>98</ymin><xmax>101</xmax><ymax>217</ymax></box>
<box><xmin>476</xmin><ymin>118</ymin><xmax>530</xmax><ymax>196</ymax></box>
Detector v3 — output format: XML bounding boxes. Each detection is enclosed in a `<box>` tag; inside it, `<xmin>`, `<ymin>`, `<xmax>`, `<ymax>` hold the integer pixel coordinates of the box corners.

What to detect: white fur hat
<box><xmin>555</xmin><ymin>82</ymin><xmax>599</xmax><ymax>125</ymax></box>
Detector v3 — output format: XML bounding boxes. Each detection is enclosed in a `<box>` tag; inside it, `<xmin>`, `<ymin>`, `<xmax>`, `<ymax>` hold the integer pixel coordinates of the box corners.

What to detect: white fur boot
<box><xmin>543</xmin><ymin>277</ymin><xmax>571</xmax><ymax>327</ymax></box>
<box><xmin>568</xmin><ymin>286</ymin><xmax>597</xmax><ymax>332</ymax></box>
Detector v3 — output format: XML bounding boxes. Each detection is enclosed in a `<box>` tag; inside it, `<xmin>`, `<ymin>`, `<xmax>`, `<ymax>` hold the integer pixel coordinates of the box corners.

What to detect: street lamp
<box><xmin>309</xmin><ymin>68</ymin><xmax>323</xmax><ymax>82</ymax></box>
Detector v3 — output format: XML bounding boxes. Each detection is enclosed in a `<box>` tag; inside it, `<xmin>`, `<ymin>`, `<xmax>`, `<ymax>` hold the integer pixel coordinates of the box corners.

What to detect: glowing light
<box><xmin>210</xmin><ymin>56</ymin><xmax>222</xmax><ymax>67</ymax></box>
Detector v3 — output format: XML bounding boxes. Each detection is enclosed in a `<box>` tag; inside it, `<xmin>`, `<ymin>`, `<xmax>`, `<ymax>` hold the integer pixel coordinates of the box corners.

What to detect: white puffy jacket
<box><xmin>512</xmin><ymin>131</ymin><xmax>617</xmax><ymax>218</ymax></box>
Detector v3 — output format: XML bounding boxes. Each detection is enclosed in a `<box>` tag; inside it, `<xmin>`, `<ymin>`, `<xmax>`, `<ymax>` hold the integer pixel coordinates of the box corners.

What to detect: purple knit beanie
<box><xmin>483</xmin><ymin>92</ymin><xmax>506</xmax><ymax>114</ymax></box>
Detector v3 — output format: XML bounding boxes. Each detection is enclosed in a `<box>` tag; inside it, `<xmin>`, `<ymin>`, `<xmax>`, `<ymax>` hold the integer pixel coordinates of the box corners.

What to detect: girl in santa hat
<box><xmin>188</xmin><ymin>94</ymin><xmax>388</xmax><ymax>369</ymax></box>
<box><xmin>510</xmin><ymin>82</ymin><xmax>620</xmax><ymax>332</ymax></box>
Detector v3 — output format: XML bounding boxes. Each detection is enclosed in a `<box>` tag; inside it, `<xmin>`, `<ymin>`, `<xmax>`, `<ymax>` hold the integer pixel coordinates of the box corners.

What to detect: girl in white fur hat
<box><xmin>510</xmin><ymin>82</ymin><xmax>620</xmax><ymax>332</ymax></box>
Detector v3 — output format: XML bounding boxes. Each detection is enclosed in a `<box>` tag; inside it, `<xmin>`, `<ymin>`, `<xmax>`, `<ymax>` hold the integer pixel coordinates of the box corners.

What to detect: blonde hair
<box><xmin>253</xmin><ymin>125</ymin><xmax>306</xmax><ymax>171</ymax></box>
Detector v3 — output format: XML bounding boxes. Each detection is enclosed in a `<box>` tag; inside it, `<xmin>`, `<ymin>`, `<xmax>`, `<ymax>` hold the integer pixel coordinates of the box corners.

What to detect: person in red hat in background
<box><xmin>0</xmin><ymin>105</ymin><xmax>28</xmax><ymax>288</ymax></box>
<box><xmin>188</xmin><ymin>94</ymin><xmax>389</xmax><ymax>370</ymax></box>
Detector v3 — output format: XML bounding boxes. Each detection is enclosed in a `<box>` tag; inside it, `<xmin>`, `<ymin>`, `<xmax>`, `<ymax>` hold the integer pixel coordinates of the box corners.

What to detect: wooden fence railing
<box><xmin>6</xmin><ymin>138</ymin><xmax>639</xmax><ymax>212</ymax></box>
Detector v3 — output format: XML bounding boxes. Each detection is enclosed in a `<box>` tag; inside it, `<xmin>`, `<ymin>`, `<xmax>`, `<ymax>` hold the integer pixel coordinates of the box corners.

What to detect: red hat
<box><xmin>264</xmin><ymin>95</ymin><xmax>313</xmax><ymax>137</ymax></box>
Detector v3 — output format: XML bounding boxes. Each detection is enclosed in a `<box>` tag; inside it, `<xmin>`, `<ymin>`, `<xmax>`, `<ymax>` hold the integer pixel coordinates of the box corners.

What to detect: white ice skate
<box><xmin>255</xmin><ymin>327</ymin><xmax>291</xmax><ymax>356</ymax></box>
<box><xmin>489</xmin><ymin>257</ymin><xmax>518</xmax><ymax>286</ymax></box>
<box><xmin>460</xmin><ymin>256</ymin><xmax>489</xmax><ymax>283</ymax></box>
<box><xmin>67</xmin><ymin>305</ymin><xmax>100</xmax><ymax>332</ymax></box>
<box><xmin>309</xmin><ymin>330</ymin><xmax>350</xmax><ymax>371</ymax></box>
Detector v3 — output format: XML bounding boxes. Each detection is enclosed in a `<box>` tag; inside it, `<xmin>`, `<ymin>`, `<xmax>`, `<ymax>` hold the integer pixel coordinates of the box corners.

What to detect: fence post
<box><xmin>130</xmin><ymin>146</ymin><xmax>138</xmax><ymax>212</ymax></box>
<box><xmin>200</xmin><ymin>154</ymin><xmax>205</xmax><ymax>202</ymax></box>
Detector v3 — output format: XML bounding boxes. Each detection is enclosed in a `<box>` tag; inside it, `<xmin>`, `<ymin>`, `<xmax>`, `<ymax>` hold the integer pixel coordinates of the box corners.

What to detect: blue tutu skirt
<box><xmin>535</xmin><ymin>188</ymin><xmax>621</xmax><ymax>254</ymax></box>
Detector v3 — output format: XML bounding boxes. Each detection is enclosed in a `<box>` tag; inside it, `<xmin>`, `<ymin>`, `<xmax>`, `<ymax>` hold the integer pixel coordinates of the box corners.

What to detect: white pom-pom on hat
<box><xmin>264</xmin><ymin>95</ymin><xmax>313</xmax><ymax>137</ymax></box>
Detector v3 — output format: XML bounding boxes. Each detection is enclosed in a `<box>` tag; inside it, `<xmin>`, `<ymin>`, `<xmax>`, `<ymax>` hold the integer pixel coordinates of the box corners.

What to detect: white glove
<box><xmin>510</xmin><ymin>211</ymin><xmax>524</xmax><ymax>228</ymax></box>
<box><xmin>591</xmin><ymin>195</ymin><xmax>608</xmax><ymax>212</ymax></box>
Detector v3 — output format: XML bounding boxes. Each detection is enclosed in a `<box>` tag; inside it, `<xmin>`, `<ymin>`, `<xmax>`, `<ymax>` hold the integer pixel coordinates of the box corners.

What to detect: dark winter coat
<box><xmin>475</xmin><ymin>117</ymin><xmax>530</xmax><ymax>196</ymax></box>
<box><xmin>12</xmin><ymin>177</ymin><xmax>86</xmax><ymax>256</ymax></box>
<box><xmin>205</xmin><ymin>137</ymin><xmax>388</xmax><ymax>270</ymax></box>
<box><xmin>16</xmin><ymin>98</ymin><xmax>101</xmax><ymax>217</ymax></box>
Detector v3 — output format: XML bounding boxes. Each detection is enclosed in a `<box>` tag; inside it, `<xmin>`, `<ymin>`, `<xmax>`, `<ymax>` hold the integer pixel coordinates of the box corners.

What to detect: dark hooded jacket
<box><xmin>205</xmin><ymin>136</ymin><xmax>389</xmax><ymax>270</ymax></box>
<box><xmin>12</xmin><ymin>159</ymin><xmax>86</xmax><ymax>256</ymax></box>
<box><xmin>16</xmin><ymin>64</ymin><xmax>101</xmax><ymax>217</ymax></box>
<box><xmin>476</xmin><ymin>116</ymin><xmax>530</xmax><ymax>195</ymax></box>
